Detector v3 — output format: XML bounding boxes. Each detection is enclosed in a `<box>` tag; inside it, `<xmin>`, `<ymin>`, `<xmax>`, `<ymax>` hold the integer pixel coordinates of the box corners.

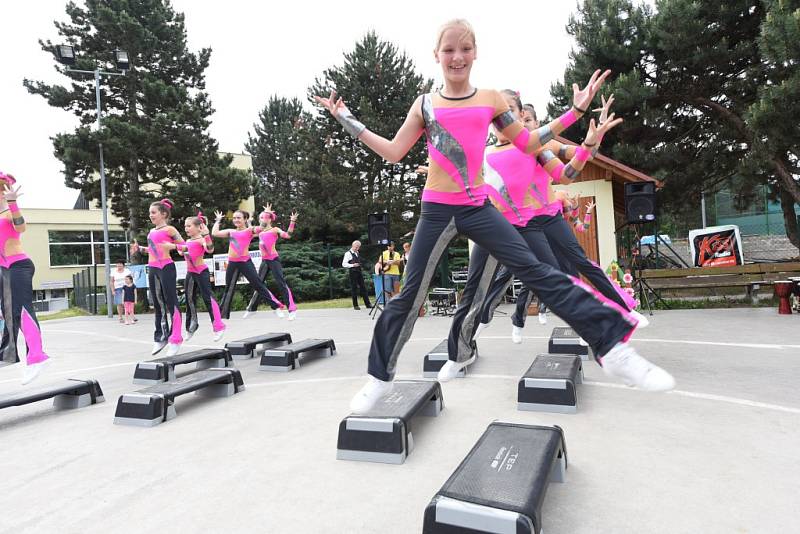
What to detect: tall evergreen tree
<box><xmin>24</xmin><ymin>0</ymin><xmax>253</xmax><ymax>238</ymax></box>
<box><xmin>304</xmin><ymin>32</ymin><xmax>432</xmax><ymax>241</ymax></box>
<box><xmin>549</xmin><ymin>0</ymin><xmax>799</xmax><ymax>248</ymax></box>
<box><xmin>245</xmin><ymin>96</ymin><xmax>308</xmax><ymax>212</ymax></box>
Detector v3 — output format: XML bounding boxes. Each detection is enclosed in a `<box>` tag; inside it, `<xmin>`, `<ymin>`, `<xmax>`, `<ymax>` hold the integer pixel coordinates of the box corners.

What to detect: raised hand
<box><xmin>290</xmin><ymin>211</ymin><xmax>299</xmax><ymax>222</ymax></box>
<box><xmin>572</xmin><ymin>69</ymin><xmax>611</xmax><ymax>113</ymax></box>
<box><xmin>592</xmin><ymin>93</ymin><xmax>615</xmax><ymax>125</ymax></box>
<box><xmin>586</xmin><ymin>200</ymin><xmax>596</xmax><ymax>212</ymax></box>
<box><xmin>313</xmin><ymin>90</ymin><xmax>348</xmax><ymax>118</ymax></box>
<box><xmin>214</xmin><ymin>210</ymin><xmax>224</xmax><ymax>222</ymax></box>
<box><xmin>3</xmin><ymin>184</ymin><xmax>22</xmax><ymax>202</ymax></box>
<box><xmin>583</xmin><ymin>115</ymin><xmax>624</xmax><ymax>147</ymax></box>
<box><xmin>262</xmin><ymin>203</ymin><xmax>273</xmax><ymax>213</ymax></box>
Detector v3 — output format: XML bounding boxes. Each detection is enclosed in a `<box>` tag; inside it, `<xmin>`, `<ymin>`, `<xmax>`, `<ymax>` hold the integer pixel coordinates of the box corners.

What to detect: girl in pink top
<box><xmin>0</xmin><ymin>172</ymin><xmax>50</xmax><ymax>385</ymax></box>
<box><xmin>212</xmin><ymin>208</ymin><xmax>284</xmax><ymax>319</ymax></box>
<box><xmin>163</xmin><ymin>213</ymin><xmax>226</xmax><ymax>341</ymax></box>
<box><xmin>131</xmin><ymin>198</ymin><xmax>185</xmax><ymax>356</ymax></box>
<box><xmin>244</xmin><ymin>205</ymin><xmax>299</xmax><ymax>320</ymax></box>
<box><xmin>316</xmin><ymin>19</ymin><xmax>673</xmax><ymax>414</ymax></box>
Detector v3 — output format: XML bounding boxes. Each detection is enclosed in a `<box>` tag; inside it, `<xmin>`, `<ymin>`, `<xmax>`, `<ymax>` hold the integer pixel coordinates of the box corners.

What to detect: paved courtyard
<box><xmin>1</xmin><ymin>306</ymin><xmax>798</xmax><ymax>534</ymax></box>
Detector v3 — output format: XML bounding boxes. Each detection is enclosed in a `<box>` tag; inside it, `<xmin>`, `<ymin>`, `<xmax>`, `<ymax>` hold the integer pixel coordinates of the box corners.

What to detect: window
<box><xmin>48</xmin><ymin>230</ymin><xmax>129</xmax><ymax>267</ymax></box>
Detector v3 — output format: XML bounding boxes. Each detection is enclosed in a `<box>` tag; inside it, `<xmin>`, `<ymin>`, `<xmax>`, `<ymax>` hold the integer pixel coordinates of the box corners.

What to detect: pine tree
<box><xmin>24</xmin><ymin>0</ymin><xmax>253</xmax><ymax>238</ymax></box>
<box><xmin>245</xmin><ymin>96</ymin><xmax>308</xmax><ymax>213</ymax></box>
<box><xmin>303</xmin><ymin>31</ymin><xmax>433</xmax><ymax>241</ymax></box>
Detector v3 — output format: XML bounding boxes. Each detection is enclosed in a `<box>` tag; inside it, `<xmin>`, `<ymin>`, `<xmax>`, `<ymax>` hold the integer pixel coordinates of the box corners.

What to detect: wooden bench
<box><xmin>642</xmin><ymin>262</ymin><xmax>800</xmax><ymax>304</ymax></box>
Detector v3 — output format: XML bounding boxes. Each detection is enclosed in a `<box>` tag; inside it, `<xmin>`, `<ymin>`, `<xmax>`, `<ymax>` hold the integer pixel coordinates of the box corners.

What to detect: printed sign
<box><xmin>688</xmin><ymin>225</ymin><xmax>744</xmax><ymax>267</ymax></box>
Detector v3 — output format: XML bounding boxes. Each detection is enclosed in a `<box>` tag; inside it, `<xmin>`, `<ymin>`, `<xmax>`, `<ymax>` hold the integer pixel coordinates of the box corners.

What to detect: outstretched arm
<box><xmin>314</xmin><ymin>91</ymin><xmax>425</xmax><ymax>163</ymax></box>
<box><xmin>211</xmin><ymin>210</ymin><xmax>230</xmax><ymax>238</ymax></box>
<box><xmin>278</xmin><ymin>211</ymin><xmax>299</xmax><ymax>239</ymax></box>
<box><xmin>4</xmin><ymin>185</ymin><xmax>26</xmax><ymax>233</ymax></box>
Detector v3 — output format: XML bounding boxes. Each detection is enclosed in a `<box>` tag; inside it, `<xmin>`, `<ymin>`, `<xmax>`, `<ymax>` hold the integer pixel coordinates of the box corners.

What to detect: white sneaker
<box><xmin>165</xmin><ymin>343</ymin><xmax>181</xmax><ymax>357</ymax></box>
<box><xmin>275</xmin><ymin>308</ymin><xmax>287</xmax><ymax>318</ymax></box>
<box><xmin>472</xmin><ymin>322</ymin><xmax>488</xmax><ymax>340</ymax></box>
<box><xmin>152</xmin><ymin>341</ymin><xmax>167</xmax><ymax>355</ymax></box>
<box><xmin>243</xmin><ymin>310</ymin><xmax>254</xmax><ymax>319</ymax></box>
<box><xmin>511</xmin><ymin>326</ymin><xmax>523</xmax><ymax>344</ymax></box>
<box><xmin>601</xmin><ymin>342</ymin><xmax>675</xmax><ymax>391</ymax></box>
<box><xmin>630</xmin><ymin>309</ymin><xmax>650</xmax><ymax>328</ymax></box>
<box><xmin>287</xmin><ymin>311</ymin><xmax>296</xmax><ymax>321</ymax></box>
<box><xmin>349</xmin><ymin>376</ymin><xmax>394</xmax><ymax>414</ymax></box>
<box><xmin>184</xmin><ymin>330</ymin><xmax>195</xmax><ymax>341</ymax></box>
<box><xmin>21</xmin><ymin>358</ymin><xmax>50</xmax><ymax>385</ymax></box>
<box><xmin>538</xmin><ymin>311</ymin><xmax>548</xmax><ymax>325</ymax></box>
<box><xmin>437</xmin><ymin>354</ymin><xmax>476</xmax><ymax>382</ymax></box>
<box><xmin>578</xmin><ymin>337</ymin><xmax>589</xmax><ymax>346</ymax></box>
<box><xmin>213</xmin><ymin>330</ymin><xmax>225</xmax><ymax>342</ymax></box>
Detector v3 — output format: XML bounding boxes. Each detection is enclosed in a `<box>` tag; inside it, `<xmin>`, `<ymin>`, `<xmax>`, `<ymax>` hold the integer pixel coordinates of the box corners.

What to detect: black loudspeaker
<box><xmin>624</xmin><ymin>182</ymin><xmax>657</xmax><ymax>224</ymax></box>
<box><xmin>367</xmin><ymin>213</ymin><xmax>390</xmax><ymax>245</ymax></box>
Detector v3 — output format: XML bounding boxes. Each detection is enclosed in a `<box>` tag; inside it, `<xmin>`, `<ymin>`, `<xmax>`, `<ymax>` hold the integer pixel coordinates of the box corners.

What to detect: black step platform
<box><xmin>423</xmin><ymin>422</ymin><xmax>567</xmax><ymax>534</ymax></box>
<box><xmin>225</xmin><ymin>332</ymin><xmax>293</xmax><ymax>360</ymax></box>
<box><xmin>0</xmin><ymin>378</ymin><xmax>104</xmax><ymax>411</ymax></box>
<box><xmin>548</xmin><ymin>327</ymin><xmax>590</xmax><ymax>360</ymax></box>
<box><xmin>423</xmin><ymin>339</ymin><xmax>477</xmax><ymax>378</ymax></box>
<box><xmin>113</xmin><ymin>368</ymin><xmax>244</xmax><ymax>427</ymax></box>
<box><xmin>337</xmin><ymin>380</ymin><xmax>443</xmax><ymax>464</ymax></box>
<box><xmin>259</xmin><ymin>338</ymin><xmax>336</xmax><ymax>372</ymax></box>
<box><xmin>132</xmin><ymin>347</ymin><xmax>233</xmax><ymax>385</ymax></box>
<box><xmin>518</xmin><ymin>354</ymin><xmax>583</xmax><ymax>413</ymax></box>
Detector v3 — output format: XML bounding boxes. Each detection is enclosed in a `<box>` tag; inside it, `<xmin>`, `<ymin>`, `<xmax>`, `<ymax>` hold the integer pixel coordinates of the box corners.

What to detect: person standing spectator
<box><xmin>109</xmin><ymin>259</ymin><xmax>133</xmax><ymax>324</ymax></box>
<box><xmin>342</xmin><ymin>240</ymin><xmax>372</xmax><ymax>310</ymax></box>
<box><xmin>381</xmin><ymin>241</ymin><xmax>403</xmax><ymax>297</ymax></box>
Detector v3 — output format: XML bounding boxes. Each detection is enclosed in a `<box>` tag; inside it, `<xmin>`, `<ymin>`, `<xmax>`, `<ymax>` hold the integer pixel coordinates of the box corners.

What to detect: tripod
<box><xmin>617</xmin><ymin>222</ymin><xmax>669</xmax><ymax>314</ymax></box>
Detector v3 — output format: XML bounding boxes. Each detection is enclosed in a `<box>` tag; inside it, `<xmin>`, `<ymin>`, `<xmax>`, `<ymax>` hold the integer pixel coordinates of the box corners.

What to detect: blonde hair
<box><xmin>435</xmin><ymin>19</ymin><xmax>476</xmax><ymax>50</ymax></box>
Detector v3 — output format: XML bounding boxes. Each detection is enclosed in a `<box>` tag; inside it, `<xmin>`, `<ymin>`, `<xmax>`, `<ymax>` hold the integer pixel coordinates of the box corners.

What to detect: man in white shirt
<box><xmin>109</xmin><ymin>260</ymin><xmax>133</xmax><ymax>323</ymax></box>
<box><xmin>342</xmin><ymin>240</ymin><xmax>372</xmax><ymax>310</ymax></box>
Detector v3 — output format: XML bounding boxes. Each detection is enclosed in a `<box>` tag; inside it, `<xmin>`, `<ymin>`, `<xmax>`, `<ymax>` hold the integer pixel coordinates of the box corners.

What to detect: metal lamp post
<box><xmin>56</xmin><ymin>45</ymin><xmax>128</xmax><ymax>318</ymax></box>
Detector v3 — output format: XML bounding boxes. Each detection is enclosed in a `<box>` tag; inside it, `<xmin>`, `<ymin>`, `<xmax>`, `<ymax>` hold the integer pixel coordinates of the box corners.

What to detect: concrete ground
<box><xmin>0</xmin><ymin>306</ymin><xmax>798</xmax><ymax>534</ymax></box>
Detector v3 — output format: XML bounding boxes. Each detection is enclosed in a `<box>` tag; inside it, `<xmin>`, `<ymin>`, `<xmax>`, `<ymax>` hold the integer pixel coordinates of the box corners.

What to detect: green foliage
<box><xmin>549</xmin><ymin>0</ymin><xmax>799</xmax><ymax>248</ymax></box>
<box><xmin>24</xmin><ymin>0</ymin><xmax>253</xmax><ymax>237</ymax></box>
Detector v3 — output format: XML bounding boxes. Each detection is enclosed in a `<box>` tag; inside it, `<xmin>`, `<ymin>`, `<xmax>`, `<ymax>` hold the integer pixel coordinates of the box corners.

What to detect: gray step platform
<box><xmin>225</xmin><ymin>332</ymin><xmax>292</xmax><ymax>360</ymax></box>
<box><xmin>518</xmin><ymin>354</ymin><xmax>583</xmax><ymax>413</ymax></box>
<box><xmin>132</xmin><ymin>347</ymin><xmax>233</xmax><ymax>385</ymax></box>
<box><xmin>337</xmin><ymin>380</ymin><xmax>443</xmax><ymax>464</ymax></box>
<box><xmin>113</xmin><ymin>368</ymin><xmax>244</xmax><ymax>427</ymax></box>
<box><xmin>258</xmin><ymin>338</ymin><xmax>336</xmax><ymax>372</ymax></box>
<box><xmin>423</xmin><ymin>422</ymin><xmax>567</xmax><ymax>534</ymax></box>
<box><xmin>0</xmin><ymin>378</ymin><xmax>104</xmax><ymax>411</ymax></box>
<box><xmin>423</xmin><ymin>339</ymin><xmax>477</xmax><ymax>378</ymax></box>
<box><xmin>548</xmin><ymin>327</ymin><xmax>590</xmax><ymax>360</ymax></box>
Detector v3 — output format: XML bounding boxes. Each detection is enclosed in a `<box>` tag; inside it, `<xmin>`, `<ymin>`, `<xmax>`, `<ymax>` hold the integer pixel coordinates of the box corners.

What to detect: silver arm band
<box><xmin>336</xmin><ymin>108</ymin><xmax>366</xmax><ymax>138</ymax></box>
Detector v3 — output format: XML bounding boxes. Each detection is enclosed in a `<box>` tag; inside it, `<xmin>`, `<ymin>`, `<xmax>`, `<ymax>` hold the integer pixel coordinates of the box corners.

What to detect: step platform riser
<box><xmin>226</xmin><ymin>333</ymin><xmax>293</xmax><ymax>360</ymax></box>
<box><xmin>518</xmin><ymin>355</ymin><xmax>583</xmax><ymax>414</ymax></box>
<box><xmin>259</xmin><ymin>340</ymin><xmax>336</xmax><ymax>372</ymax></box>
<box><xmin>337</xmin><ymin>381</ymin><xmax>443</xmax><ymax>465</ymax></box>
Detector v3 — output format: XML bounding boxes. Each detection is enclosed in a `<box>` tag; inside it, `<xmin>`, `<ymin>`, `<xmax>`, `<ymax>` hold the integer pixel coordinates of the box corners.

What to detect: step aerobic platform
<box><xmin>423</xmin><ymin>422</ymin><xmax>567</xmax><ymax>534</ymax></box>
<box><xmin>423</xmin><ymin>339</ymin><xmax>477</xmax><ymax>378</ymax></box>
<box><xmin>113</xmin><ymin>368</ymin><xmax>244</xmax><ymax>427</ymax></box>
<box><xmin>225</xmin><ymin>332</ymin><xmax>293</xmax><ymax>360</ymax></box>
<box><xmin>0</xmin><ymin>378</ymin><xmax>104</xmax><ymax>412</ymax></box>
<box><xmin>132</xmin><ymin>347</ymin><xmax>233</xmax><ymax>385</ymax></box>
<box><xmin>548</xmin><ymin>327</ymin><xmax>589</xmax><ymax>360</ymax></box>
<box><xmin>337</xmin><ymin>380</ymin><xmax>443</xmax><ymax>464</ymax></box>
<box><xmin>258</xmin><ymin>338</ymin><xmax>336</xmax><ymax>372</ymax></box>
<box><xmin>518</xmin><ymin>354</ymin><xmax>583</xmax><ymax>413</ymax></box>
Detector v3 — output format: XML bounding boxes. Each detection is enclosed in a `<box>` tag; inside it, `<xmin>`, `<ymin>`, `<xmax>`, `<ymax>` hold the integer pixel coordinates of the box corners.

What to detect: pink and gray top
<box><xmin>177</xmin><ymin>239</ymin><xmax>209</xmax><ymax>274</ymax></box>
<box><xmin>0</xmin><ymin>217</ymin><xmax>28</xmax><ymax>268</ymax></box>
<box><xmin>147</xmin><ymin>228</ymin><xmax>177</xmax><ymax>269</ymax></box>
<box><xmin>228</xmin><ymin>229</ymin><xmax>256</xmax><ymax>263</ymax></box>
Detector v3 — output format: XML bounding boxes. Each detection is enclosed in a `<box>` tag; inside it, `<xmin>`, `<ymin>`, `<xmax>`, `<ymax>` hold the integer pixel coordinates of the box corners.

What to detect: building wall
<box><xmin>23</xmin><ymin>207</ymin><xmax>125</xmax><ymax>290</ymax></box>
<box><xmin>556</xmin><ymin>179</ymin><xmax>616</xmax><ymax>269</ymax></box>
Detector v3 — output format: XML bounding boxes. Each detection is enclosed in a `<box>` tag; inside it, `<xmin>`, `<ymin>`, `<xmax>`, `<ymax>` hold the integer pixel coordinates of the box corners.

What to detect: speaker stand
<box><xmin>617</xmin><ymin>222</ymin><xmax>670</xmax><ymax>315</ymax></box>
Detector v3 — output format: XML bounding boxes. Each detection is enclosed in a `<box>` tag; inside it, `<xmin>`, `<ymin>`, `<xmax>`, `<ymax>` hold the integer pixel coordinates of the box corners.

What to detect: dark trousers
<box><xmin>367</xmin><ymin>201</ymin><xmax>635</xmax><ymax>381</ymax></box>
<box><xmin>185</xmin><ymin>270</ymin><xmax>224</xmax><ymax>334</ymax></box>
<box><xmin>220</xmin><ymin>259</ymin><xmax>278</xmax><ymax>319</ymax></box>
<box><xmin>349</xmin><ymin>268</ymin><xmax>371</xmax><ymax>308</ymax></box>
<box><xmin>479</xmin><ymin>220</ymin><xmax>562</xmax><ymax>329</ymax></box>
<box><xmin>0</xmin><ymin>259</ymin><xmax>41</xmax><ymax>365</ymax></box>
<box><xmin>534</xmin><ymin>213</ymin><xmax>630</xmax><ymax>310</ymax></box>
<box><xmin>246</xmin><ymin>259</ymin><xmax>294</xmax><ymax>312</ymax></box>
<box><xmin>148</xmin><ymin>263</ymin><xmax>182</xmax><ymax>343</ymax></box>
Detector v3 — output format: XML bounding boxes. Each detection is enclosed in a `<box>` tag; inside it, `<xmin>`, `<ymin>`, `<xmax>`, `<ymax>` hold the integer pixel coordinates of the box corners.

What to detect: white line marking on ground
<box><xmin>243</xmin><ymin>374</ymin><xmax>800</xmax><ymax>414</ymax></box>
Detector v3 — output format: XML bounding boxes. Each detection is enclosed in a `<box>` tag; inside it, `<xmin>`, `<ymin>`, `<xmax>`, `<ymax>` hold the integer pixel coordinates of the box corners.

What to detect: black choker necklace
<box><xmin>495</xmin><ymin>141</ymin><xmax>512</xmax><ymax>147</ymax></box>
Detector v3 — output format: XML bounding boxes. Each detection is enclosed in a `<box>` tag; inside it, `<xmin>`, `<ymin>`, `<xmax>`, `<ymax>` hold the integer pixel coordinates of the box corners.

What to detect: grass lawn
<box><xmin>39</xmin><ymin>308</ymin><xmax>91</xmax><ymax>322</ymax></box>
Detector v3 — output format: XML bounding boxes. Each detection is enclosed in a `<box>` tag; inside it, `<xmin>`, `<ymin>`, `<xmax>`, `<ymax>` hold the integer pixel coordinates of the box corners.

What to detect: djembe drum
<box><xmin>774</xmin><ymin>280</ymin><xmax>793</xmax><ymax>314</ymax></box>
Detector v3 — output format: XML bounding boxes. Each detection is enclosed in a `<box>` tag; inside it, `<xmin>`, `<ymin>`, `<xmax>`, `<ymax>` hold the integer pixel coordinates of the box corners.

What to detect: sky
<box><xmin>0</xmin><ymin>0</ymin><xmax>603</xmax><ymax>208</ymax></box>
